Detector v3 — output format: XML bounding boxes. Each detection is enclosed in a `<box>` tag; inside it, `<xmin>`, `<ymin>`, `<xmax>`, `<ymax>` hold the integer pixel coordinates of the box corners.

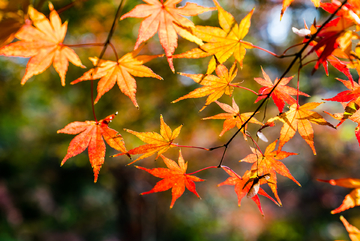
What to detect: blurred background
<box><xmin>1</xmin><ymin>0</ymin><xmax>360</xmax><ymax>240</ymax></box>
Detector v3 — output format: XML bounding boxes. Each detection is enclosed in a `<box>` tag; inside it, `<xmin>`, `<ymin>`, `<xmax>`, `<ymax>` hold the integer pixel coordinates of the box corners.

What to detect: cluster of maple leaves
<box><xmin>1</xmin><ymin>0</ymin><xmax>360</xmax><ymax>238</ymax></box>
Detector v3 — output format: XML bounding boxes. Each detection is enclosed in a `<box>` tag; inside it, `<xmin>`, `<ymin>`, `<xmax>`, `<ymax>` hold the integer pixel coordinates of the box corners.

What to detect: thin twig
<box><xmin>90</xmin><ymin>0</ymin><xmax>125</xmax><ymax>121</ymax></box>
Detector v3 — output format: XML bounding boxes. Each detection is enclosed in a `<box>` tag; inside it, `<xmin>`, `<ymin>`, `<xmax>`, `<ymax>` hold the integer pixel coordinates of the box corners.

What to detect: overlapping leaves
<box><xmin>174</xmin><ymin>0</ymin><xmax>254</xmax><ymax>74</ymax></box>
<box><xmin>218</xmin><ymin>167</ymin><xmax>278</xmax><ymax>216</ymax></box>
<box><xmin>267</xmin><ymin>102</ymin><xmax>334</xmax><ymax>155</ymax></box>
<box><xmin>254</xmin><ymin>68</ymin><xmax>309</xmax><ymax>113</ymax></box>
<box><xmin>240</xmin><ymin>140</ymin><xmax>300</xmax><ymax>205</ymax></box>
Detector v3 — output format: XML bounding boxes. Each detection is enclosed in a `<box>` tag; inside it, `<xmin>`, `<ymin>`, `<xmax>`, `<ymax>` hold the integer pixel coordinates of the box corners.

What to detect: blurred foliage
<box><xmin>0</xmin><ymin>0</ymin><xmax>360</xmax><ymax>240</ymax></box>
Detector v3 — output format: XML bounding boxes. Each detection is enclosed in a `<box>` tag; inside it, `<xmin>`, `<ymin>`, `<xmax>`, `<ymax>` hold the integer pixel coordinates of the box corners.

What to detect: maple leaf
<box><xmin>120</xmin><ymin>0</ymin><xmax>215</xmax><ymax>72</ymax></box>
<box><xmin>218</xmin><ymin>167</ymin><xmax>278</xmax><ymax>216</ymax></box>
<box><xmin>71</xmin><ymin>47</ymin><xmax>162</xmax><ymax>107</ymax></box>
<box><xmin>325</xmin><ymin>104</ymin><xmax>360</xmax><ymax>146</ymax></box>
<box><xmin>117</xmin><ymin>115</ymin><xmax>182</xmax><ymax>165</ymax></box>
<box><xmin>254</xmin><ymin>68</ymin><xmax>310</xmax><ymax>113</ymax></box>
<box><xmin>0</xmin><ymin>0</ymin><xmax>29</xmax><ymax>47</ymax></box>
<box><xmin>306</xmin><ymin>17</ymin><xmax>357</xmax><ymax>75</ymax></box>
<box><xmin>202</xmin><ymin>98</ymin><xmax>263</xmax><ymax>137</ymax></box>
<box><xmin>281</xmin><ymin>0</ymin><xmax>320</xmax><ymax>20</ymax></box>
<box><xmin>240</xmin><ymin>140</ymin><xmax>300</xmax><ymax>205</ymax></box>
<box><xmin>324</xmin><ymin>78</ymin><xmax>360</xmax><ymax>145</ymax></box>
<box><xmin>136</xmin><ymin>150</ymin><xmax>204</xmax><ymax>209</ymax></box>
<box><xmin>293</xmin><ymin>22</ymin><xmax>354</xmax><ymax>81</ymax></box>
<box><xmin>172</xmin><ymin>62</ymin><xmax>240</xmax><ymax>111</ymax></box>
<box><xmin>340</xmin><ymin>216</ymin><xmax>360</xmax><ymax>241</ymax></box>
<box><xmin>267</xmin><ymin>102</ymin><xmax>334</xmax><ymax>155</ymax></box>
<box><xmin>324</xmin><ymin>77</ymin><xmax>360</xmax><ymax>104</ymax></box>
<box><xmin>174</xmin><ymin>0</ymin><xmax>254</xmax><ymax>74</ymax></box>
<box><xmin>318</xmin><ymin>178</ymin><xmax>360</xmax><ymax>214</ymax></box>
<box><xmin>58</xmin><ymin>113</ymin><xmax>127</xmax><ymax>183</ymax></box>
<box><xmin>0</xmin><ymin>2</ymin><xmax>84</xmax><ymax>86</ymax></box>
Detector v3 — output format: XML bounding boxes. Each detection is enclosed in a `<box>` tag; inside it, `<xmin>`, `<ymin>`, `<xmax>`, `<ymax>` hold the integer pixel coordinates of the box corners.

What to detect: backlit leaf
<box><xmin>0</xmin><ymin>2</ymin><xmax>84</xmax><ymax>86</ymax></box>
<box><xmin>137</xmin><ymin>150</ymin><xmax>204</xmax><ymax>209</ymax></box>
<box><xmin>120</xmin><ymin>0</ymin><xmax>215</xmax><ymax>72</ymax></box>
<box><xmin>58</xmin><ymin>113</ymin><xmax>127</xmax><ymax>183</ymax></box>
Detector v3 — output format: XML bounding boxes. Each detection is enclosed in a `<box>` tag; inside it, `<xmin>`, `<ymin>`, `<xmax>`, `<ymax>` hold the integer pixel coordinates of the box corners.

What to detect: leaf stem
<box><xmin>221</xmin><ymin>165</ymin><xmax>242</xmax><ymax>179</ymax></box>
<box><xmin>173</xmin><ymin>144</ymin><xmax>210</xmax><ymax>151</ymax></box>
<box><xmin>187</xmin><ymin>166</ymin><xmax>218</xmax><ymax>175</ymax></box>
<box><xmin>90</xmin><ymin>0</ymin><xmax>125</xmax><ymax>121</ymax></box>
<box><xmin>242</xmin><ymin>41</ymin><xmax>301</xmax><ymax>58</ymax></box>
<box><xmin>64</xmin><ymin>43</ymin><xmax>105</xmax><ymax>48</ymax></box>
<box><xmin>109</xmin><ymin>42</ymin><xmax>119</xmax><ymax>61</ymax></box>
<box><xmin>229</xmin><ymin>84</ymin><xmax>258</xmax><ymax>95</ymax></box>
<box><xmin>246</xmin><ymin>133</ymin><xmax>264</xmax><ymax>156</ymax></box>
<box><xmin>56</xmin><ymin>1</ymin><xmax>89</xmax><ymax>15</ymax></box>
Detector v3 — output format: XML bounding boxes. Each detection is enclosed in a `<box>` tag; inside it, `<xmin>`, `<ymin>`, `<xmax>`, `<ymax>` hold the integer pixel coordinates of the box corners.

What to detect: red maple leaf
<box><xmin>120</xmin><ymin>0</ymin><xmax>215</xmax><ymax>72</ymax></box>
<box><xmin>0</xmin><ymin>2</ymin><xmax>84</xmax><ymax>86</ymax></box>
<box><xmin>254</xmin><ymin>68</ymin><xmax>309</xmax><ymax>113</ymax></box>
<box><xmin>306</xmin><ymin>17</ymin><xmax>355</xmax><ymax>75</ymax></box>
<box><xmin>218</xmin><ymin>167</ymin><xmax>279</xmax><ymax>216</ymax></box>
<box><xmin>321</xmin><ymin>0</ymin><xmax>360</xmax><ymax>26</ymax></box>
<box><xmin>58</xmin><ymin>113</ymin><xmax>127</xmax><ymax>183</ymax></box>
<box><xmin>136</xmin><ymin>150</ymin><xmax>204</xmax><ymax>209</ymax></box>
<box><xmin>324</xmin><ymin>77</ymin><xmax>360</xmax><ymax>103</ymax></box>
<box><xmin>324</xmin><ymin>78</ymin><xmax>360</xmax><ymax>144</ymax></box>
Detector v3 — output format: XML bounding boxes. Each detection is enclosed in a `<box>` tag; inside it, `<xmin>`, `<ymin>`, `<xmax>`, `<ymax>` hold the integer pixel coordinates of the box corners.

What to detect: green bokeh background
<box><xmin>1</xmin><ymin>0</ymin><xmax>360</xmax><ymax>240</ymax></box>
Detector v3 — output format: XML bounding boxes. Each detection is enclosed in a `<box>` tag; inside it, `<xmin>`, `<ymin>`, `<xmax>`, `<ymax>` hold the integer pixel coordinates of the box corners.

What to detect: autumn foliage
<box><xmin>2</xmin><ymin>0</ymin><xmax>360</xmax><ymax>239</ymax></box>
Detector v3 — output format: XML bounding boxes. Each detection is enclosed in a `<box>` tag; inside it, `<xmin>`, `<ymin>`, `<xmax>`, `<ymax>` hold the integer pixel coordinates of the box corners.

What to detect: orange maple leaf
<box><xmin>240</xmin><ymin>140</ymin><xmax>300</xmax><ymax>205</ymax></box>
<box><xmin>174</xmin><ymin>0</ymin><xmax>254</xmax><ymax>74</ymax></box>
<box><xmin>120</xmin><ymin>0</ymin><xmax>215</xmax><ymax>72</ymax></box>
<box><xmin>172</xmin><ymin>62</ymin><xmax>239</xmax><ymax>111</ymax></box>
<box><xmin>318</xmin><ymin>178</ymin><xmax>360</xmax><ymax>214</ymax></box>
<box><xmin>117</xmin><ymin>115</ymin><xmax>182</xmax><ymax>165</ymax></box>
<box><xmin>267</xmin><ymin>102</ymin><xmax>334</xmax><ymax>155</ymax></box>
<box><xmin>71</xmin><ymin>47</ymin><xmax>162</xmax><ymax>107</ymax></box>
<box><xmin>340</xmin><ymin>216</ymin><xmax>360</xmax><ymax>241</ymax></box>
<box><xmin>58</xmin><ymin>113</ymin><xmax>127</xmax><ymax>183</ymax></box>
<box><xmin>218</xmin><ymin>167</ymin><xmax>279</xmax><ymax>216</ymax></box>
<box><xmin>0</xmin><ymin>2</ymin><xmax>84</xmax><ymax>86</ymax></box>
<box><xmin>202</xmin><ymin>98</ymin><xmax>263</xmax><ymax>137</ymax></box>
<box><xmin>136</xmin><ymin>150</ymin><xmax>204</xmax><ymax>209</ymax></box>
<box><xmin>254</xmin><ymin>68</ymin><xmax>309</xmax><ymax>113</ymax></box>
